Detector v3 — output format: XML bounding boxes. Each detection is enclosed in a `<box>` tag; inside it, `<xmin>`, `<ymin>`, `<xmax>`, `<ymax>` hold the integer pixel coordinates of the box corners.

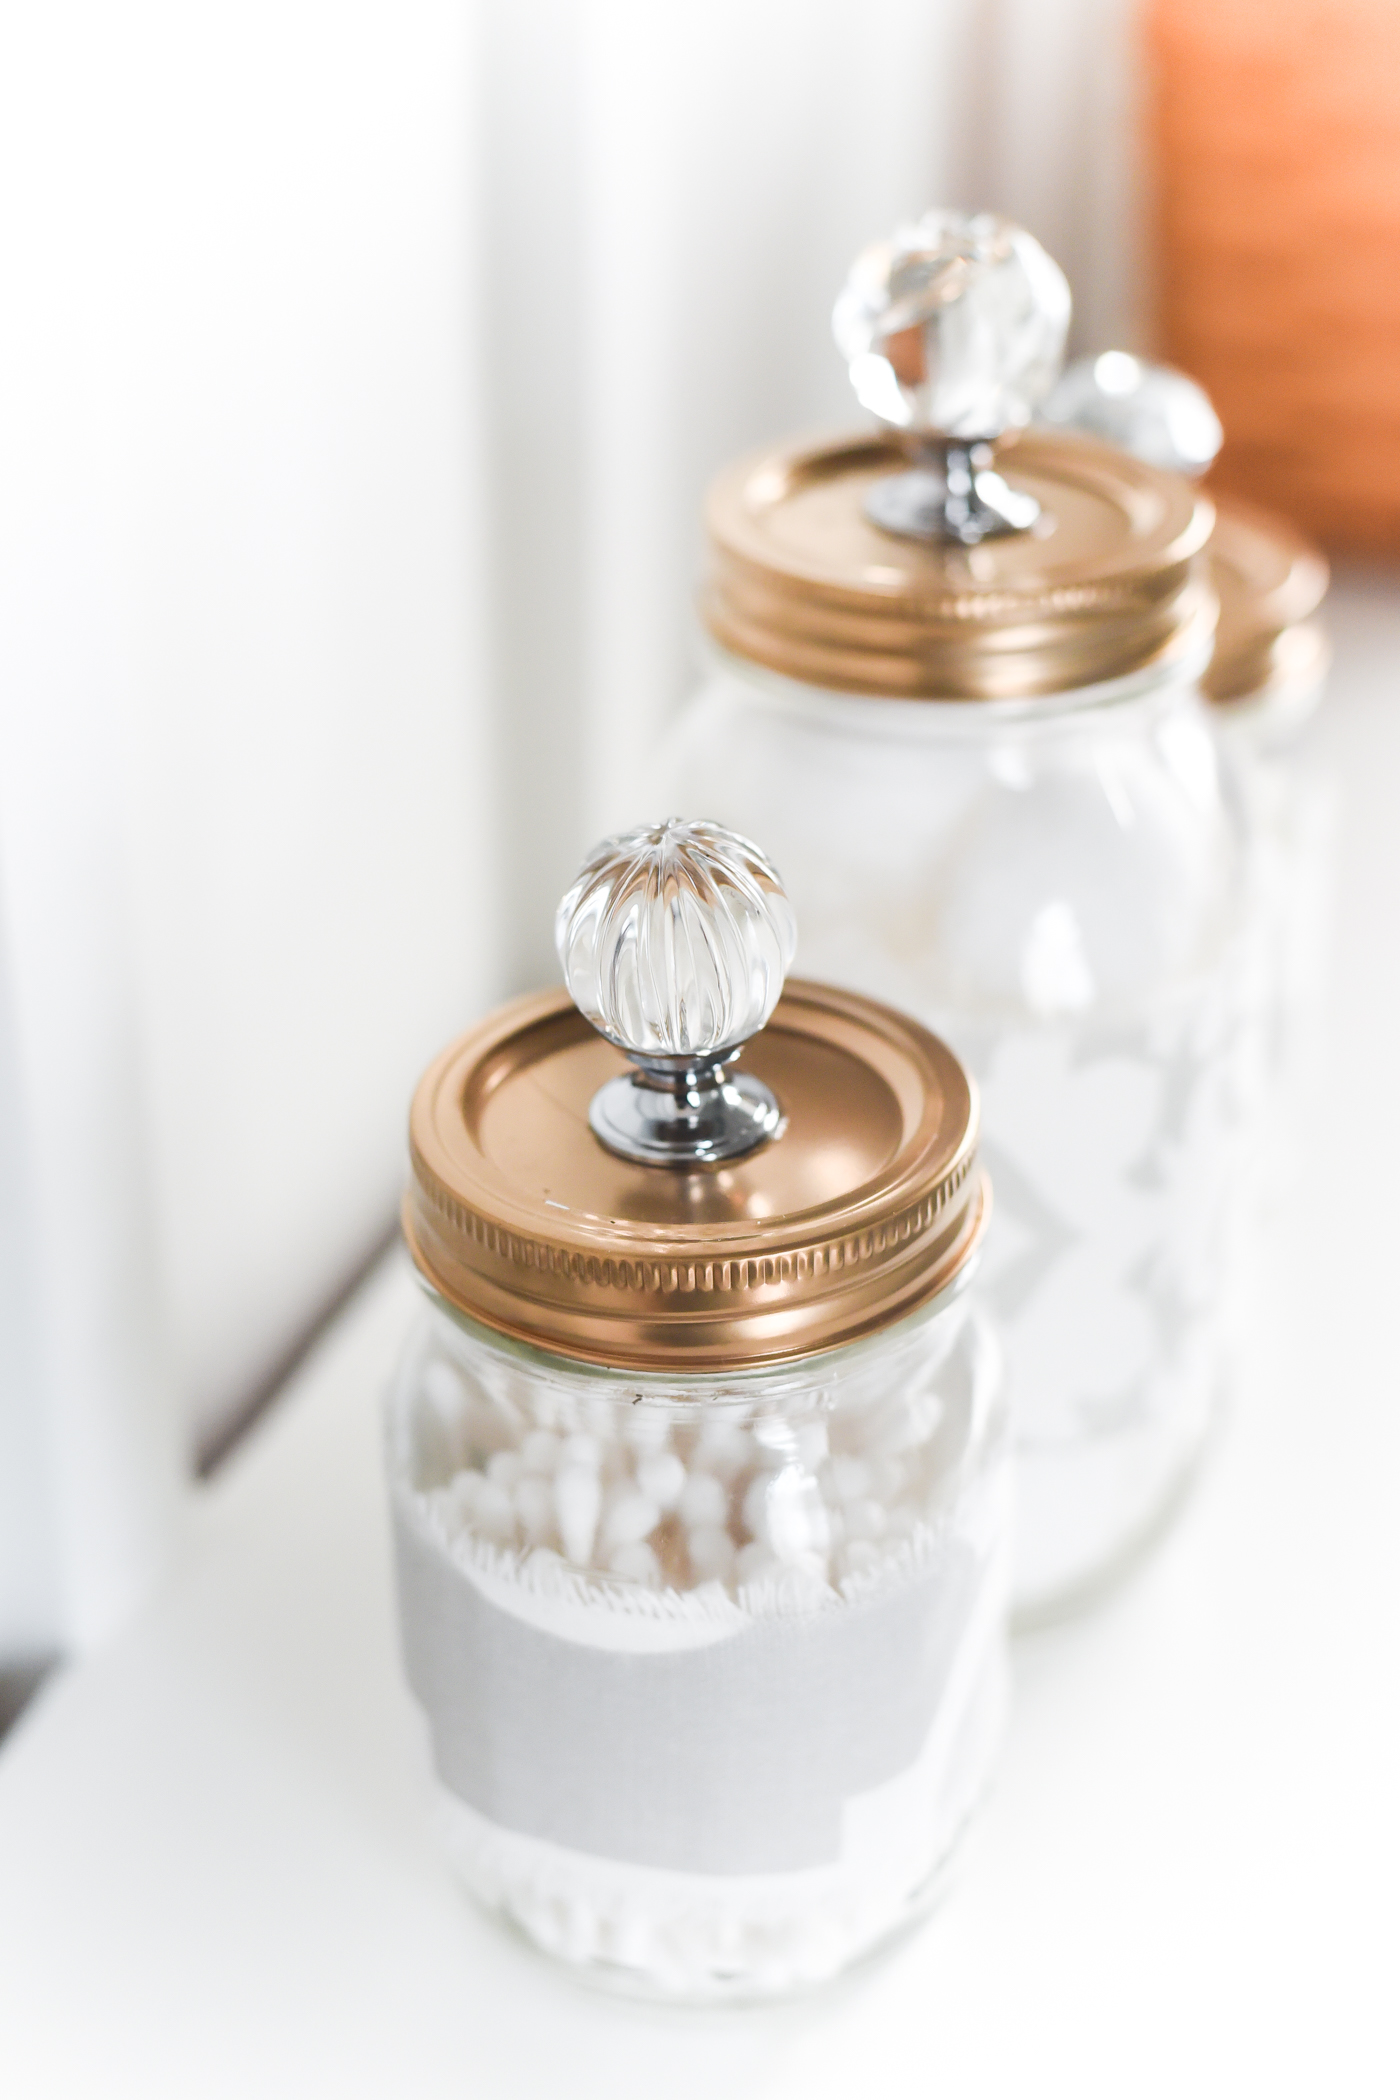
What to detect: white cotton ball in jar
<box><xmin>472</xmin><ymin>1476</ymin><xmax>518</xmax><ymax>1544</ymax></box>
<box><xmin>693</xmin><ymin>1420</ymin><xmax>751</xmax><ymax>1481</ymax></box>
<box><xmin>609</xmin><ymin>1541</ymin><xmax>662</xmax><ymax>1585</ymax></box>
<box><xmin>792</xmin><ymin>1420</ymin><xmax>830</xmax><ymax>1470</ymax></box>
<box><xmin>677</xmin><ymin>1468</ymin><xmax>729</xmax><ymax>1529</ymax></box>
<box><xmin>560</xmin><ymin>1432</ymin><xmax>602</xmax><ymax>1470</ymax></box>
<box><xmin>514</xmin><ymin>1473</ymin><xmax>556</xmax><ymax>1546</ymax></box>
<box><xmin>602</xmin><ymin>1490</ymin><xmax>662</xmax><ymax>1551</ymax></box>
<box><xmin>637</xmin><ymin>1451</ymin><xmax>686</xmax><ymax>1510</ymax></box>
<box><xmin>519</xmin><ymin>1429</ymin><xmax>561</xmax><ymax>1474</ymax></box>
<box><xmin>439</xmin><ymin>1469</ymin><xmax>482</xmax><ymax>1532</ymax></box>
<box><xmin>745</xmin><ymin>1466</ymin><xmax>832</xmax><ymax>1560</ymax></box>
<box><xmin>487</xmin><ymin>1450</ymin><xmax>524</xmax><ymax>1493</ymax></box>
<box><xmin>687</xmin><ymin>1523</ymin><xmax>736</xmax><ymax>1582</ymax></box>
<box><xmin>555</xmin><ymin>1463</ymin><xmax>603</xmax><ymax>1566</ymax></box>
<box><xmin>842</xmin><ymin>1498</ymin><xmax>888</xmax><ymax>1543</ymax></box>
<box><xmin>825</xmin><ymin>1454</ymin><xmax>873</xmax><ymax>1504</ymax></box>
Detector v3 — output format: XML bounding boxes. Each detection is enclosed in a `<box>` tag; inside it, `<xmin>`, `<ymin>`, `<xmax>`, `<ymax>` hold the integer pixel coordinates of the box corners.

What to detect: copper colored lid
<box><xmin>702</xmin><ymin>428</ymin><xmax>1216</xmax><ymax>700</ymax></box>
<box><xmin>404</xmin><ymin>980</ymin><xmax>985</xmax><ymax>1372</ymax></box>
<box><xmin>1204</xmin><ymin>496</ymin><xmax>1330</xmax><ymax>703</ymax></box>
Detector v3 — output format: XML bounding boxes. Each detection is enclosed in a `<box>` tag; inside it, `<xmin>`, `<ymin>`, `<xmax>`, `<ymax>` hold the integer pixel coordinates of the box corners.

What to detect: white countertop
<box><xmin>4</xmin><ymin>572</ymin><xmax>1399</xmax><ymax>2100</ymax></box>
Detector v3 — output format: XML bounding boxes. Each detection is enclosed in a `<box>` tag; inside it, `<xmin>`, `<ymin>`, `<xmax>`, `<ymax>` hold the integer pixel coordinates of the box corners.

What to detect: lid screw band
<box><xmin>833</xmin><ymin>208</ymin><xmax>1070</xmax><ymax>546</ymax></box>
<box><xmin>555</xmin><ymin>819</ymin><xmax>797</xmax><ymax>1168</ymax></box>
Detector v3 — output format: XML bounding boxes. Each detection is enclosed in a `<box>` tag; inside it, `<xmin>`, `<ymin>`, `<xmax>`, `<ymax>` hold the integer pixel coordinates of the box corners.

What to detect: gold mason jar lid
<box><xmin>404</xmin><ymin>974</ymin><xmax>985</xmax><ymax>1373</ymax></box>
<box><xmin>702</xmin><ymin>429</ymin><xmax>1216</xmax><ymax>701</ymax></box>
<box><xmin>1204</xmin><ymin>495</ymin><xmax>1330</xmax><ymax>704</ymax></box>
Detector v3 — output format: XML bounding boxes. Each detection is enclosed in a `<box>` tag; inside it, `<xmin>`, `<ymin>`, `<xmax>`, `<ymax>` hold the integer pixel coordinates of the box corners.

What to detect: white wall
<box><xmin>0</xmin><ymin>0</ymin><xmax>497</xmax><ymax>1651</ymax></box>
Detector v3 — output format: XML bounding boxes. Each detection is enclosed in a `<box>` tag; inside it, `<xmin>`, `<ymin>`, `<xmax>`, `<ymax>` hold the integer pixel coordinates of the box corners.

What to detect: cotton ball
<box><xmin>687</xmin><ymin>1524</ymin><xmax>735</xmax><ymax>1582</ymax></box>
<box><xmin>609</xmin><ymin>1541</ymin><xmax>661</xmax><ymax>1585</ymax></box>
<box><xmin>742</xmin><ymin>1470</ymin><xmax>779</xmax><ymax>1545</ymax></box>
<box><xmin>677</xmin><ymin>1469</ymin><xmax>728</xmax><ymax>1529</ymax></box>
<box><xmin>520</xmin><ymin>1429</ymin><xmax>560</xmax><ymax>1474</ymax></box>
<box><xmin>793</xmin><ymin>1420</ymin><xmax>829</xmax><ymax>1470</ymax></box>
<box><xmin>560</xmin><ymin>1432</ymin><xmax>601</xmax><ymax>1469</ymax></box>
<box><xmin>866</xmin><ymin>1454</ymin><xmax>907</xmax><ymax>1503</ymax></box>
<box><xmin>473</xmin><ymin>1477</ymin><xmax>517</xmax><ymax>1543</ymax></box>
<box><xmin>441</xmin><ymin>1470</ymin><xmax>483</xmax><ymax>1529</ymax></box>
<box><xmin>864</xmin><ymin>1403</ymin><xmax>922</xmax><ymax>1458</ymax></box>
<box><xmin>693</xmin><ymin>1421</ymin><xmax>751</xmax><ymax>1481</ymax></box>
<box><xmin>602</xmin><ymin>1490</ymin><xmax>661</xmax><ymax>1551</ymax></box>
<box><xmin>555</xmin><ymin>1464</ymin><xmax>602</xmax><ymax>1565</ymax></box>
<box><xmin>826</xmin><ymin>1455</ymin><xmax>872</xmax><ymax>1503</ymax></box>
<box><xmin>637</xmin><ymin>1451</ymin><xmax>686</xmax><ymax>1511</ymax></box>
<box><xmin>843</xmin><ymin>1498</ymin><xmax>887</xmax><ymax>1543</ymax></box>
<box><xmin>515</xmin><ymin>1473</ymin><xmax>556</xmax><ymax>1546</ymax></box>
<box><xmin>487</xmin><ymin>1450</ymin><xmax>524</xmax><ymax>1493</ymax></box>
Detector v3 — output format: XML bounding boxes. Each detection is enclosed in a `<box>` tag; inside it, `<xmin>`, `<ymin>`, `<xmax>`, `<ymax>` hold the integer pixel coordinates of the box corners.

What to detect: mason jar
<box><xmin>651</xmin><ymin>212</ymin><xmax>1245</xmax><ymax>1620</ymax></box>
<box><xmin>1203</xmin><ymin>496</ymin><xmax>1331</xmax><ymax>1204</ymax></box>
<box><xmin>387</xmin><ymin>820</ymin><xmax>1006</xmax><ymax>2001</ymax></box>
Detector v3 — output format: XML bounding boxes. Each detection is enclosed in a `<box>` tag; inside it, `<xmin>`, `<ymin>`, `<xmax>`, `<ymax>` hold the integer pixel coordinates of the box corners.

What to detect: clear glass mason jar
<box><xmin>1204</xmin><ymin>499</ymin><xmax>1331</xmax><ymax>1210</ymax></box>
<box><xmin>388</xmin><ymin>821</ymin><xmax>1007</xmax><ymax>2001</ymax></box>
<box><xmin>656</xmin><ymin>645</ymin><xmax>1242</xmax><ymax>1620</ymax></box>
<box><xmin>641</xmin><ymin>206</ymin><xmax>1248</xmax><ymax>1620</ymax></box>
<box><xmin>388</xmin><ymin>1272</ymin><xmax>1005</xmax><ymax>2001</ymax></box>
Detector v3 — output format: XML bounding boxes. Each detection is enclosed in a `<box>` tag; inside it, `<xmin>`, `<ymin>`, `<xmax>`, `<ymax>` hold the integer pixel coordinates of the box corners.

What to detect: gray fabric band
<box><xmin>393</xmin><ymin>1504</ymin><xmax>977</xmax><ymax>1876</ymax></box>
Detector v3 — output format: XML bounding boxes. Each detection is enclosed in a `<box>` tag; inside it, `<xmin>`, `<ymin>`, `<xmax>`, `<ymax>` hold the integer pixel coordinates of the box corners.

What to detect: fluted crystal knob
<box><xmin>1040</xmin><ymin>352</ymin><xmax>1222</xmax><ymax>477</ymax></box>
<box><xmin>834</xmin><ymin>209</ymin><xmax>1070</xmax><ymax>545</ymax></box>
<box><xmin>556</xmin><ymin>820</ymin><xmax>796</xmax><ymax>1166</ymax></box>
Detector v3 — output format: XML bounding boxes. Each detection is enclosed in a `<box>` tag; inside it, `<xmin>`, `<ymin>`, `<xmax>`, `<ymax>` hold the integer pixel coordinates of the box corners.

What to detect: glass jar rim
<box><xmin>699</xmin><ymin>620</ymin><xmax>1216</xmax><ymax>744</ymax></box>
<box><xmin>410</xmin><ymin>1248</ymin><xmax>981</xmax><ymax>1400</ymax></box>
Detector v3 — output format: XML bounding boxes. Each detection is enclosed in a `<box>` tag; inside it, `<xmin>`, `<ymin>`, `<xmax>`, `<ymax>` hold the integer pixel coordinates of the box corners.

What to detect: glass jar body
<box><xmin>653</xmin><ymin>651</ymin><xmax>1244</xmax><ymax>1619</ymax></box>
<box><xmin>1213</xmin><ymin>641</ymin><xmax>1333</xmax><ymax>1210</ymax></box>
<box><xmin>386</xmin><ymin>1277</ymin><xmax>1007</xmax><ymax>2001</ymax></box>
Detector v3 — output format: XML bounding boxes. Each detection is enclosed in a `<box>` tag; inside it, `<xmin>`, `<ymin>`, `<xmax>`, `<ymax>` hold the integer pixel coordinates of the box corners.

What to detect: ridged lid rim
<box><xmin>403</xmin><ymin>982</ymin><xmax>986</xmax><ymax>1372</ymax></box>
<box><xmin>703</xmin><ymin>428</ymin><xmax>1216</xmax><ymax>701</ymax></box>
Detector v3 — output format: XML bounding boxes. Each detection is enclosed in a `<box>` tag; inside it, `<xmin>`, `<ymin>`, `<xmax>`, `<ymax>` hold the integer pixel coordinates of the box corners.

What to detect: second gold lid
<box><xmin>703</xmin><ymin>212</ymin><xmax>1215</xmax><ymax>701</ymax></box>
<box><xmin>704</xmin><ymin>428</ymin><xmax>1215</xmax><ymax>701</ymax></box>
<box><xmin>1204</xmin><ymin>495</ymin><xmax>1330</xmax><ymax>705</ymax></box>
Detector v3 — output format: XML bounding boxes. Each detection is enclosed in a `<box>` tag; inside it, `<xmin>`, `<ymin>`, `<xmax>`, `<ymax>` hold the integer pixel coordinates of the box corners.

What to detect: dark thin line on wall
<box><xmin>194</xmin><ymin>1214</ymin><xmax>402</xmax><ymax>1480</ymax></box>
<box><xmin>0</xmin><ymin>1657</ymin><xmax>57</xmax><ymax>1747</ymax></box>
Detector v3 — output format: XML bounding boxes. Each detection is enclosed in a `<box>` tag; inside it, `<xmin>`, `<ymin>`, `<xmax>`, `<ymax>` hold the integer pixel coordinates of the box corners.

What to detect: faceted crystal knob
<box><xmin>556</xmin><ymin>819</ymin><xmax>797</xmax><ymax>1166</ymax></box>
<box><xmin>1040</xmin><ymin>352</ymin><xmax>1223</xmax><ymax>477</ymax></box>
<box><xmin>833</xmin><ymin>209</ymin><xmax>1070</xmax><ymax>545</ymax></box>
<box><xmin>834</xmin><ymin>208</ymin><xmax>1071</xmax><ymax>440</ymax></box>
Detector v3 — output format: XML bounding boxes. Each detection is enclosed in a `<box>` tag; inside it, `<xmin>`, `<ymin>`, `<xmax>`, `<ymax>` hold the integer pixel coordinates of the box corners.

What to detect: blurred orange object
<box><xmin>1147</xmin><ymin>0</ymin><xmax>1400</xmax><ymax>553</ymax></box>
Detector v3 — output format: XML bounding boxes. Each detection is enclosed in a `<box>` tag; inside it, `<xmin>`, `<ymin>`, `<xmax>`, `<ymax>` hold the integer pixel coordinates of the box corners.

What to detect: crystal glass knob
<box><xmin>834</xmin><ymin>208</ymin><xmax>1070</xmax><ymax>545</ymax></box>
<box><xmin>1040</xmin><ymin>352</ymin><xmax>1223</xmax><ymax>477</ymax></box>
<box><xmin>556</xmin><ymin>819</ymin><xmax>797</xmax><ymax>1166</ymax></box>
<box><xmin>833</xmin><ymin>208</ymin><xmax>1071</xmax><ymax>443</ymax></box>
